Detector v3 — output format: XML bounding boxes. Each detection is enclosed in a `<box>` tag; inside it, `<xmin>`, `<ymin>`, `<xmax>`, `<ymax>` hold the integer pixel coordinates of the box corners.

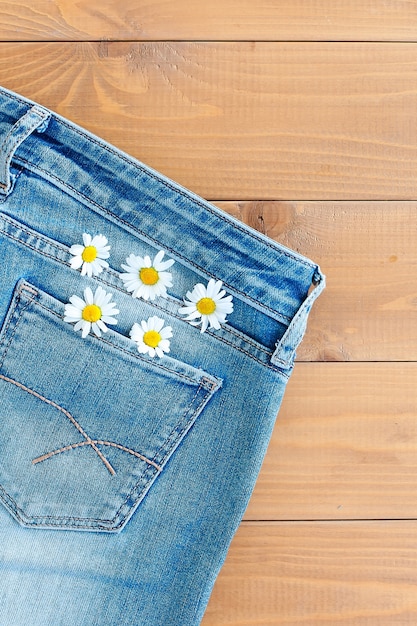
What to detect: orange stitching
<box><xmin>0</xmin><ymin>373</ymin><xmax>115</xmax><ymax>475</ymax></box>
<box><xmin>20</xmin><ymin>283</ymin><xmax>38</xmax><ymax>296</ymax></box>
<box><xmin>32</xmin><ymin>440</ymin><xmax>162</xmax><ymax>472</ymax></box>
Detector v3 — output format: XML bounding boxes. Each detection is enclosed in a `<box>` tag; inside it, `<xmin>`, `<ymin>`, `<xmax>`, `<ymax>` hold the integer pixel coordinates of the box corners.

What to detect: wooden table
<box><xmin>1</xmin><ymin>2</ymin><xmax>417</xmax><ymax>624</ymax></box>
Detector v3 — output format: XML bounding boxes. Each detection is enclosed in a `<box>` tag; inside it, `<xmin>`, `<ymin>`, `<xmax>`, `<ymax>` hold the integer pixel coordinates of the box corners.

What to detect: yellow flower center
<box><xmin>143</xmin><ymin>330</ymin><xmax>161</xmax><ymax>348</ymax></box>
<box><xmin>139</xmin><ymin>267</ymin><xmax>159</xmax><ymax>285</ymax></box>
<box><xmin>196</xmin><ymin>297</ymin><xmax>216</xmax><ymax>315</ymax></box>
<box><xmin>82</xmin><ymin>304</ymin><xmax>102</xmax><ymax>322</ymax></box>
<box><xmin>81</xmin><ymin>245</ymin><xmax>98</xmax><ymax>263</ymax></box>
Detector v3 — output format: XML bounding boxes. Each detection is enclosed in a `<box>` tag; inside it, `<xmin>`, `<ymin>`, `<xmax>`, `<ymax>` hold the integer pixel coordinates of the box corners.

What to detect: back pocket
<box><xmin>0</xmin><ymin>279</ymin><xmax>221</xmax><ymax>532</ymax></box>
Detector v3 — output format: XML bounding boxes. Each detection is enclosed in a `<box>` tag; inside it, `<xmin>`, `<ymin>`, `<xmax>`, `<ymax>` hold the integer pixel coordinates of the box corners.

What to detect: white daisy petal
<box><xmin>181</xmin><ymin>309</ymin><xmax>203</xmax><ymax>321</ymax></box>
<box><xmin>70</xmin><ymin>256</ymin><xmax>84</xmax><ymax>270</ymax></box>
<box><xmin>157</xmin><ymin>259</ymin><xmax>175</xmax><ymax>271</ymax></box>
<box><xmin>64</xmin><ymin>304</ymin><xmax>83</xmax><ymax>319</ymax></box>
<box><xmin>148</xmin><ymin>316</ymin><xmax>163</xmax><ymax>332</ymax></box>
<box><xmin>63</xmin><ymin>316</ymin><xmax>80</xmax><ymax>323</ymax></box>
<box><xmin>130</xmin><ymin>316</ymin><xmax>172</xmax><ymax>358</ymax></box>
<box><xmin>208</xmin><ymin>315</ymin><xmax>222</xmax><ymax>330</ymax></box>
<box><xmin>93</xmin><ymin>286</ymin><xmax>106</xmax><ymax>306</ymax></box>
<box><xmin>96</xmin><ymin>320</ymin><xmax>109</xmax><ymax>333</ymax></box>
<box><xmin>81</xmin><ymin>322</ymin><xmax>91</xmax><ymax>338</ymax></box>
<box><xmin>179</xmin><ymin>279</ymin><xmax>234</xmax><ymax>333</ymax></box>
<box><xmin>193</xmin><ymin>284</ymin><xmax>206</xmax><ymax>299</ymax></box>
<box><xmin>160</xmin><ymin>326</ymin><xmax>173</xmax><ymax>340</ymax></box>
<box><xmin>82</xmin><ymin>233</ymin><xmax>92</xmax><ymax>246</ymax></box>
<box><xmin>91</xmin><ymin>322</ymin><xmax>102</xmax><ymax>337</ymax></box>
<box><xmin>158</xmin><ymin>340</ymin><xmax>170</xmax><ymax>352</ymax></box>
<box><xmin>215</xmin><ymin>299</ymin><xmax>233</xmax><ymax>312</ymax></box>
<box><xmin>141</xmin><ymin>319</ymin><xmax>149</xmax><ymax>332</ymax></box>
<box><xmin>84</xmin><ymin>287</ymin><xmax>94</xmax><ymax>304</ymax></box>
<box><xmin>153</xmin><ymin>250</ymin><xmax>165</xmax><ymax>265</ymax></box>
<box><xmin>64</xmin><ymin>286</ymin><xmax>119</xmax><ymax>338</ymax></box>
<box><xmin>101</xmin><ymin>316</ymin><xmax>118</xmax><ymax>325</ymax></box>
<box><xmin>81</xmin><ymin>263</ymin><xmax>91</xmax><ymax>277</ymax></box>
<box><xmin>69</xmin><ymin>233</ymin><xmax>111</xmax><ymax>277</ymax></box>
<box><xmin>129</xmin><ymin>323</ymin><xmax>142</xmax><ymax>340</ymax></box>
<box><xmin>120</xmin><ymin>249</ymin><xmax>175</xmax><ymax>301</ymax></box>
<box><xmin>69</xmin><ymin>294</ymin><xmax>86</xmax><ymax>308</ymax></box>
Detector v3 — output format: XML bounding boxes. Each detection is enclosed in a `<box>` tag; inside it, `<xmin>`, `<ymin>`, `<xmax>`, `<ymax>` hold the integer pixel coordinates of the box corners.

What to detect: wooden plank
<box><xmin>243</xmin><ymin>363</ymin><xmax>417</xmax><ymax>521</ymax></box>
<box><xmin>2</xmin><ymin>1</ymin><xmax>417</xmax><ymax>42</ymax></box>
<box><xmin>1</xmin><ymin>42</ymin><xmax>417</xmax><ymax>200</ymax></box>
<box><xmin>202</xmin><ymin>521</ymin><xmax>417</xmax><ymax>625</ymax></box>
<box><xmin>216</xmin><ymin>201</ymin><xmax>417</xmax><ymax>362</ymax></box>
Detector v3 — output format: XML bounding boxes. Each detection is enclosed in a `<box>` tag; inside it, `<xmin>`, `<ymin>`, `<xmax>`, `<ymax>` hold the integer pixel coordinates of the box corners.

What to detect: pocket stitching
<box><xmin>0</xmin><ymin>283</ymin><xmax>221</xmax><ymax>530</ymax></box>
<box><xmin>0</xmin><ymin>373</ymin><xmax>163</xmax><ymax>475</ymax></box>
<box><xmin>0</xmin><ymin>373</ymin><xmax>215</xmax><ymax>530</ymax></box>
<box><xmin>16</xmin><ymin>288</ymin><xmax>218</xmax><ymax>390</ymax></box>
<box><xmin>0</xmin><ymin>214</ymin><xmax>284</xmax><ymax>358</ymax></box>
<box><xmin>109</xmin><ymin>379</ymin><xmax>215</xmax><ymax>531</ymax></box>
<box><xmin>0</xmin><ymin>284</ymin><xmax>37</xmax><ymax>370</ymax></box>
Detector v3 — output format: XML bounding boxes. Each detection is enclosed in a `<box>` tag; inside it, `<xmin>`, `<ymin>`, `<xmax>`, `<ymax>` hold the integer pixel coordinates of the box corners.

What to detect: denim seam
<box><xmin>0</xmin><ymin>218</ymin><xmax>277</xmax><ymax>359</ymax></box>
<box><xmin>19</xmin><ymin>291</ymin><xmax>219</xmax><ymax>389</ymax></box>
<box><xmin>21</xmin><ymin>282</ymin><xmax>287</xmax><ymax>375</ymax></box>
<box><xmin>0</xmin><ymin>213</ymin><xmax>282</xmax><ymax>354</ymax></box>
<box><xmin>0</xmin><ymin>372</ymin><xmax>117</xmax><ymax>475</ymax></box>
<box><xmin>1</xmin><ymin>87</ymin><xmax>314</xmax><ymax>268</ymax></box>
<box><xmin>110</xmin><ymin>380</ymin><xmax>212</xmax><ymax>532</ymax></box>
<box><xmin>2</xmin><ymin>254</ymin><xmax>287</xmax><ymax>375</ymax></box>
<box><xmin>158</xmin><ymin>381</ymin><xmax>205</xmax><ymax>462</ymax></box>
<box><xmin>32</xmin><ymin>440</ymin><xmax>163</xmax><ymax>472</ymax></box>
<box><xmin>0</xmin><ymin>108</ymin><xmax>47</xmax><ymax>191</ymax></box>
<box><xmin>13</xmin><ymin>155</ymin><xmax>298</xmax><ymax>323</ymax></box>
<box><xmin>0</xmin><ymin>378</ymin><xmax>212</xmax><ymax>530</ymax></box>
<box><xmin>35</xmin><ymin>293</ymin><xmax>286</xmax><ymax>375</ymax></box>
<box><xmin>0</xmin><ymin>165</ymin><xmax>24</xmax><ymax>202</ymax></box>
<box><xmin>0</xmin><ymin>285</ymin><xmax>36</xmax><ymax>370</ymax></box>
<box><xmin>0</xmin><ymin>484</ymin><xmax>116</xmax><ymax>526</ymax></box>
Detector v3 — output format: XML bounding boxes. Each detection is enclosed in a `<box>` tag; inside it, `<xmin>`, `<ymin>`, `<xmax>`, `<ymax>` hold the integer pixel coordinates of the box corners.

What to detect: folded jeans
<box><xmin>0</xmin><ymin>86</ymin><xmax>325</xmax><ymax>626</ymax></box>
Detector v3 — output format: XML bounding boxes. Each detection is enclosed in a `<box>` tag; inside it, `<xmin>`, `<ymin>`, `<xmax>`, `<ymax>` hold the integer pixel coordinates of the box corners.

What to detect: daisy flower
<box><xmin>64</xmin><ymin>286</ymin><xmax>119</xmax><ymax>338</ymax></box>
<box><xmin>120</xmin><ymin>250</ymin><xmax>175</xmax><ymax>301</ymax></box>
<box><xmin>179</xmin><ymin>279</ymin><xmax>234</xmax><ymax>333</ymax></box>
<box><xmin>130</xmin><ymin>316</ymin><xmax>173</xmax><ymax>358</ymax></box>
<box><xmin>69</xmin><ymin>233</ymin><xmax>111</xmax><ymax>277</ymax></box>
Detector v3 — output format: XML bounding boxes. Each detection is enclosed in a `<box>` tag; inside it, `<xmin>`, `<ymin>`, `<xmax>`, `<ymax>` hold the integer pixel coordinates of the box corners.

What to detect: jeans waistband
<box><xmin>0</xmin><ymin>85</ymin><xmax>324</xmax><ymax>333</ymax></box>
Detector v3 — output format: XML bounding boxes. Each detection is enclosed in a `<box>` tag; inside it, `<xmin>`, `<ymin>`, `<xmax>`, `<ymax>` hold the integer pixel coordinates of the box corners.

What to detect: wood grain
<box><xmin>244</xmin><ymin>363</ymin><xmax>417</xmax><ymax>521</ymax></box>
<box><xmin>202</xmin><ymin>521</ymin><xmax>417</xmax><ymax>625</ymax></box>
<box><xmin>1</xmin><ymin>12</ymin><xmax>417</xmax><ymax>624</ymax></box>
<box><xmin>2</xmin><ymin>1</ymin><xmax>417</xmax><ymax>42</ymax></box>
<box><xmin>1</xmin><ymin>42</ymin><xmax>417</xmax><ymax>200</ymax></box>
<box><xmin>216</xmin><ymin>201</ymin><xmax>417</xmax><ymax>362</ymax></box>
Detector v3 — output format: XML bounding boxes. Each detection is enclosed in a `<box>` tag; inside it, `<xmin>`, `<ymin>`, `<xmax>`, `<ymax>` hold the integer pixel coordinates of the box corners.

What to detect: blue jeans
<box><xmin>0</xmin><ymin>86</ymin><xmax>325</xmax><ymax>625</ymax></box>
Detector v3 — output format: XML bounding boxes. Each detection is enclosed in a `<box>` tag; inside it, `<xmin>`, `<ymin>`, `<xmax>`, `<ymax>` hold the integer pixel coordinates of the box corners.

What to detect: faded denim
<box><xmin>0</xmin><ymin>86</ymin><xmax>325</xmax><ymax>625</ymax></box>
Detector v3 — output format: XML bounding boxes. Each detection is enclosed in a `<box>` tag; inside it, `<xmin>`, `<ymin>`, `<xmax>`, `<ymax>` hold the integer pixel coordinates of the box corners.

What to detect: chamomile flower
<box><xmin>69</xmin><ymin>233</ymin><xmax>111</xmax><ymax>277</ymax></box>
<box><xmin>179</xmin><ymin>279</ymin><xmax>234</xmax><ymax>333</ymax></box>
<box><xmin>130</xmin><ymin>316</ymin><xmax>173</xmax><ymax>358</ymax></box>
<box><xmin>120</xmin><ymin>250</ymin><xmax>175</xmax><ymax>301</ymax></box>
<box><xmin>64</xmin><ymin>286</ymin><xmax>119</xmax><ymax>338</ymax></box>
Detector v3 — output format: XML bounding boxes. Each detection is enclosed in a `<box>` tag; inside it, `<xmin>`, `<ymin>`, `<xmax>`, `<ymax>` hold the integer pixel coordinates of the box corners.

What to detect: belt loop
<box><xmin>271</xmin><ymin>266</ymin><xmax>326</xmax><ymax>369</ymax></box>
<box><xmin>0</xmin><ymin>104</ymin><xmax>51</xmax><ymax>196</ymax></box>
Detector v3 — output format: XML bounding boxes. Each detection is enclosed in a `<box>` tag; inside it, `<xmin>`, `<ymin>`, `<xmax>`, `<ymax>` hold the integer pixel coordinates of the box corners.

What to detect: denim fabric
<box><xmin>0</xmin><ymin>86</ymin><xmax>325</xmax><ymax>625</ymax></box>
